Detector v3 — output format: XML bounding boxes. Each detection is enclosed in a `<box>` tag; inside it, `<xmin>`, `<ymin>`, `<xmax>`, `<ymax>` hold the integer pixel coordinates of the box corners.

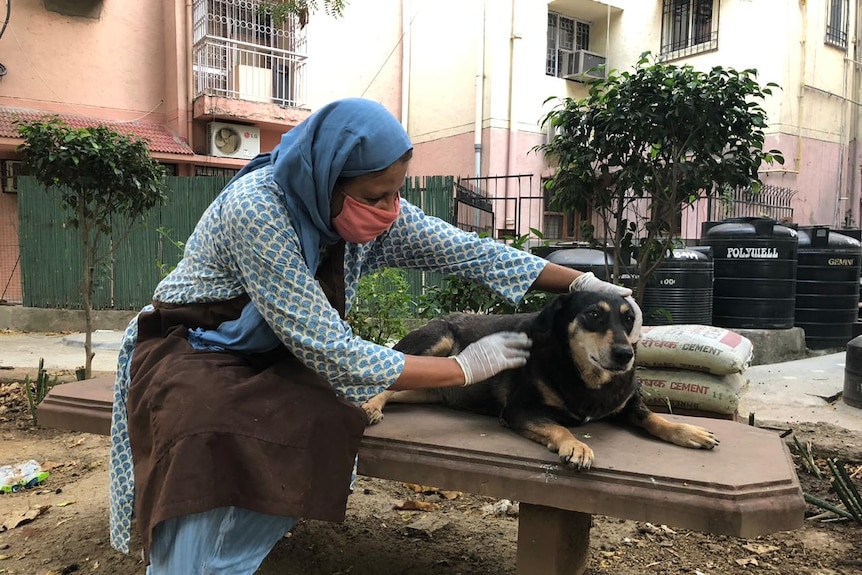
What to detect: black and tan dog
<box><xmin>362</xmin><ymin>290</ymin><xmax>719</xmax><ymax>469</ymax></box>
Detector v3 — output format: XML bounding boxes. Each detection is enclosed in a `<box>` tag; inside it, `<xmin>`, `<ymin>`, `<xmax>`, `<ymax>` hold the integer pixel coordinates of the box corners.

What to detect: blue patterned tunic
<box><xmin>109</xmin><ymin>165</ymin><xmax>548</xmax><ymax>552</ymax></box>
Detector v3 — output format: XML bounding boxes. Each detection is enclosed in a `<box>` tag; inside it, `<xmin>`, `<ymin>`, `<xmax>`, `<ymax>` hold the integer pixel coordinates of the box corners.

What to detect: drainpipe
<box><xmin>835</xmin><ymin>41</ymin><xmax>850</xmax><ymax>227</ymax></box>
<box><xmin>186</xmin><ymin>0</ymin><xmax>195</xmax><ymax>174</ymax></box>
<box><xmin>504</xmin><ymin>0</ymin><xmax>519</xmax><ymax>231</ymax></box>
<box><xmin>401</xmin><ymin>0</ymin><xmax>411</xmax><ymax>133</ymax></box>
<box><xmin>795</xmin><ymin>0</ymin><xmax>806</xmax><ymax>173</ymax></box>
<box><xmin>846</xmin><ymin>4</ymin><xmax>861</xmax><ymax>228</ymax></box>
<box><xmin>474</xmin><ymin>0</ymin><xmax>485</xmax><ymax>180</ymax></box>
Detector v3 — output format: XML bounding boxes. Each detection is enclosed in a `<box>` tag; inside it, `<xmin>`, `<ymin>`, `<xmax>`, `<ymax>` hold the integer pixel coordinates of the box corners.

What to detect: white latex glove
<box><xmin>568</xmin><ymin>271</ymin><xmax>632</xmax><ymax>298</ymax></box>
<box><xmin>626</xmin><ymin>296</ymin><xmax>644</xmax><ymax>343</ymax></box>
<box><xmin>569</xmin><ymin>273</ymin><xmax>643</xmax><ymax>342</ymax></box>
<box><xmin>453</xmin><ymin>332</ymin><xmax>532</xmax><ymax>386</ymax></box>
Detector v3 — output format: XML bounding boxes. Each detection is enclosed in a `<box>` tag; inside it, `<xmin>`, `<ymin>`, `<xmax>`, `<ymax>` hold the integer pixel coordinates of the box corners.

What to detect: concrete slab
<box><xmin>360</xmin><ymin>405</ymin><xmax>805</xmax><ymax>539</ymax></box>
<box><xmin>741</xmin><ymin>353</ymin><xmax>862</xmax><ymax>432</ymax></box>
<box><xmin>0</xmin><ymin>330</ymin><xmax>121</xmax><ymax>374</ymax></box>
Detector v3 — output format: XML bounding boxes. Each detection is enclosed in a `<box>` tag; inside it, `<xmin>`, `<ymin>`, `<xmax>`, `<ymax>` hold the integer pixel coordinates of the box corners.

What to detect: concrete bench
<box><xmin>39</xmin><ymin>376</ymin><xmax>805</xmax><ymax>575</ymax></box>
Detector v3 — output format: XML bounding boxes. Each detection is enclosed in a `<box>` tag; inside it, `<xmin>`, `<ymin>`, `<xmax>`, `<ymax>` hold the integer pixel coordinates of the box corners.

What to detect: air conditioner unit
<box><xmin>563</xmin><ymin>50</ymin><xmax>607</xmax><ymax>82</ymax></box>
<box><xmin>207</xmin><ymin>122</ymin><xmax>261</xmax><ymax>159</ymax></box>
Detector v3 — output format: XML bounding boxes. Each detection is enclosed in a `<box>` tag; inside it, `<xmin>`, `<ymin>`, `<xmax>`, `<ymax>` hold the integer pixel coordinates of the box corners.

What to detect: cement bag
<box><xmin>637</xmin><ymin>325</ymin><xmax>753</xmax><ymax>375</ymax></box>
<box><xmin>637</xmin><ymin>367</ymin><xmax>748</xmax><ymax>415</ymax></box>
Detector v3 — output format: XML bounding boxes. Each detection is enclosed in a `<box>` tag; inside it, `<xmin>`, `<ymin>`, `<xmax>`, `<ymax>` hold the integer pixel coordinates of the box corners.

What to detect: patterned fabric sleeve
<box><xmin>362</xmin><ymin>200</ymin><xmax>548</xmax><ymax>303</ymax></box>
<box><xmin>109</xmin><ymin>313</ymin><xmax>144</xmax><ymax>554</ymax></box>
<box><xmin>214</xmin><ymin>177</ymin><xmax>406</xmax><ymax>404</ymax></box>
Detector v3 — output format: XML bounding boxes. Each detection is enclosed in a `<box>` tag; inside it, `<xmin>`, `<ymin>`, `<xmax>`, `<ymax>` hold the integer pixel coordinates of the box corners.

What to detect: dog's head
<box><xmin>534</xmin><ymin>291</ymin><xmax>638</xmax><ymax>388</ymax></box>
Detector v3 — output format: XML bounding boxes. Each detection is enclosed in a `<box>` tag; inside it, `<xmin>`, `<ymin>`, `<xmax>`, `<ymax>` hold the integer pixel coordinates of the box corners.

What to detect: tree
<box><xmin>262</xmin><ymin>0</ymin><xmax>347</xmax><ymax>27</ymax></box>
<box><xmin>17</xmin><ymin>118</ymin><xmax>168</xmax><ymax>379</ymax></box>
<box><xmin>536</xmin><ymin>52</ymin><xmax>784</xmax><ymax>301</ymax></box>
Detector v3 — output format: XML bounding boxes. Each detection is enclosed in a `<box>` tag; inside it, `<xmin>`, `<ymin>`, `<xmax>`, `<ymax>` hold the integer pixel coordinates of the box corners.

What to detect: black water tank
<box><xmin>795</xmin><ymin>227</ymin><xmax>861</xmax><ymax>349</ymax></box>
<box><xmin>545</xmin><ymin>248</ymin><xmax>623</xmax><ymax>283</ymax></box>
<box><xmin>700</xmin><ymin>218</ymin><xmax>798</xmax><ymax>329</ymax></box>
<box><xmin>641</xmin><ymin>248</ymin><xmax>713</xmax><ymax>326</ymax></box>
<box><xmin>845</xmin><ymin>336</ymin><xmax>862</xmax><ymax>408</ymax></box>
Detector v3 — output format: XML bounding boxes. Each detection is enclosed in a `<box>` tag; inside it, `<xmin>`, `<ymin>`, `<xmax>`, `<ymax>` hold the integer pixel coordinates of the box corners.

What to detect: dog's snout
<box><xmin>612</xmin><ymin>345</ymin><xmax>634</xmax><ymax>366</ymax></box>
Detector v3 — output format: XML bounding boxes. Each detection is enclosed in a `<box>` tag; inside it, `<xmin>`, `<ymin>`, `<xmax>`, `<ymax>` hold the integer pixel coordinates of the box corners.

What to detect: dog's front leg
<box><xmin>625</xmin><ymin>396</ymin><xmax>719</xmax><ymax>450</ymax></box>
<box><xmin>504</xmin><ymin>410</ymin><xmax>595</xmax><ymax>469</ymax></box>
<box><xmin>361</xmin><ymin>389</ymin><xmax>443</xmax><ymax>425</ymax></box>
<box><xmin>361</xmin><ymin>390</ymin><xmax>396</xmax><ymax>425</ymax></box>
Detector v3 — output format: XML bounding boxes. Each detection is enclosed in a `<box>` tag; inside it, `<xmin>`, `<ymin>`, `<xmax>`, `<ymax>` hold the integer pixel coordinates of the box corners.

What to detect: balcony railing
<box><xmin>193</xmin><ymin>37</ymin><xmax>307</xmax><ymax>108</ymax></box>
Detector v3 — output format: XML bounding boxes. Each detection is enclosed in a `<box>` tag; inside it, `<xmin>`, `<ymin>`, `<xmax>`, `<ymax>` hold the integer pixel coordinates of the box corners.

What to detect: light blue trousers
<box><xmin>146</xmin><ymin>506</ymin><xmax>298</xmax><ymax>575</ymax></box>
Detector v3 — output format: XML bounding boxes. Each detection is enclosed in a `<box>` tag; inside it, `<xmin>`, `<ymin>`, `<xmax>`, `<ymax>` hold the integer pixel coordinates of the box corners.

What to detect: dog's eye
<box><xmin>586</xmin><ymin>310</ymin><xmax>601</xmax><ymax>321</ymax></box>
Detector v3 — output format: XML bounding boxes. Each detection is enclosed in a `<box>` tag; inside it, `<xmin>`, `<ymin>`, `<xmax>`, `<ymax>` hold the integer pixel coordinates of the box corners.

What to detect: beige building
<box><xmin>0</xmin><ymin>0</ymin><xmax>858</xmax><ymax>302</ymax></box>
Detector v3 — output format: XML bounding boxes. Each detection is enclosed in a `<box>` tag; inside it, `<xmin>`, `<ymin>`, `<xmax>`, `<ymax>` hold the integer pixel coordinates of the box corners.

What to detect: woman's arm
<box><xmin>389</xmin><ymin>355</ymin><xmax>465</xmax><ymax>389</ymax></box>
<box><xmin>529</xmin><ymin>262</ymin><xmax>586</xmax><ymax>294</ymax></box>
<box><xmin>389</xmin><ymin>331</ymin><xmax>532</xmax><ymax>390</ymax></box>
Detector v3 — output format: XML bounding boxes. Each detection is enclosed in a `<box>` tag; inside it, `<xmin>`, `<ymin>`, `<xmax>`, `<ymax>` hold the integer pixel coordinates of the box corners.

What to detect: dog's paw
<box><xmin>553</xmin><ymin>439</ymin><xmax>594</xmax><ymax>470</ymax></box>
<box><xmin>671</xmin><ymin>423</ymin><xmax>719</xmax><ymax>450</ymax></box>
<box><xmin>361</xmin><ymin>403</ymin><xmax>385</xmax><ymax>425</ymax></box>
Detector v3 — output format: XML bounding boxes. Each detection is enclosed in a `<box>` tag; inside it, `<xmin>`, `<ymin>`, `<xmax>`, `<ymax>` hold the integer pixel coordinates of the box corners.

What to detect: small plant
<box><xmin>347</xmin><ymin>268</ymin><xmax>412</xmax><ymax>346</ymax></box>
<box><xmin>416</xmin><ymin>230</ymin><xmax>554</xmax><ymax>317</ymax></box>
<box><xmin>792</xmin><ymin>435</ymin><xmax>862</xmax><ymax>524</ymax></box>
<box><xmin>23</xmin><ymin>358</ymin><xmax>60</xmax><ymax>426</ymax></box>
<box><xmin>803</xmin><ymin>459</ymin><xmax>862</xmax><ymax>525</ymax></box>
<box><xmin>156</xmin><ymin>226</ymin><xmax>186</xmax><ymax>278</ymax></box>
<box><xmin>792</xmin><ymin>435</ymin><xmax>822</xmax><ymax>479</ymax></box>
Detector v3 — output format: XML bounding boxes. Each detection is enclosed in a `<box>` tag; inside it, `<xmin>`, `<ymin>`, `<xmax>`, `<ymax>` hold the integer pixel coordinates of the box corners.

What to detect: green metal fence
<box><xmin>403</xmin><ymin>175</ymin><xmax>455</xmax><ymax>304</ymax></box>
<box><xmin>18</xmin><ymin>174</ymin><xmax>456</xmax><ymax>310</ymax></box>
<box><xmin>19</xmin><ymin>176</ymin><xmax>228</xmax><ymax>310</ymax></box>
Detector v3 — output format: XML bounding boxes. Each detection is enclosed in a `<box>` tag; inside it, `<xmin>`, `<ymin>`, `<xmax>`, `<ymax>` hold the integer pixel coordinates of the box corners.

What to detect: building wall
<box><xmin>305</xmin><ymin>0</ymin><xmax>405</xmax><ymax>112</ymax></box>
<box><xmin>0</xmin><ymin>0</ymin><xmax>168</xmax><ymax>127</ymax></box>
<box><xmin>606</xmin><ymin>0</ymin><xmax>859</xmax><ymax>230</ymax></box>
<box><xmin>1</xmin><ymin>0</ymin><xmax>859</xmax><ymax>303</ymax></box>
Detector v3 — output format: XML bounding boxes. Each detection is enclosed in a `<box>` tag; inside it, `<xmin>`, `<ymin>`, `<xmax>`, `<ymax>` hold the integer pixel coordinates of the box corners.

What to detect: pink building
<box><xmin>0</xmin><ymin>0</ymin><xmax>316</xmax><ymax>302</ymax></box>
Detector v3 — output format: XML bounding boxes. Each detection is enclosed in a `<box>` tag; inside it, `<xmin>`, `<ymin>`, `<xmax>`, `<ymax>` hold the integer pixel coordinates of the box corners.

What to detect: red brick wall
<box><xmin>0</xmin><ymin>192</ymin><xmax>22</xmax><ymax>303</ymax></box>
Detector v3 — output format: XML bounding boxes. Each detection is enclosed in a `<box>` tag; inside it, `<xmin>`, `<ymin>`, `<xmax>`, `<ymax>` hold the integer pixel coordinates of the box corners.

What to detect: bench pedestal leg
<box><xmin>516</xmin><ymin>503</ymin><xmax>591</xmax><ymax>575</ymax></box>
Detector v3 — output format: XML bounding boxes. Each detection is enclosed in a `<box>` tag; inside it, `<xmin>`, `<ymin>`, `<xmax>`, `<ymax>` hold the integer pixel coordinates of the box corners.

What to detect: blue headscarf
<box><xmin>231</xmin><ymin>97</ymin><xmax>413</xmax><ymax>273</ymax></box>
<box><xmin>188</xmin><ymin>98</ymin><xmax>413</xmax><ymax>353</ymax></box>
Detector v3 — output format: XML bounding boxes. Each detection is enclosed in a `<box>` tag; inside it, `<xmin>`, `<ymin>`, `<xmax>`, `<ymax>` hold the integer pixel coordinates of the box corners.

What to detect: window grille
<box><xmin>660</xmin><ymin>0</ymin><xmax>719</xmax><ymax>58</ymax></box>
<box><xmin>161</xmin><ymin>164</ymin><xmax>179</xmax><ymax>176</ymax></box>
<box><xmin>826</xmin><ymin>0</ymin><xmax>849</xmax><ymax>49</ymax></box>
<box><xmin>541</xmin><ymin>183</ymin><xmax>585</xmax><ymax>241</ymax></box>
<box><xmin>1</xmin><ymin>160</ymin><xmax>25</xmax><ymax>194</ymax></box>
<box><xmin>546</xmin><ymin>12</ymin><xmax>591</xmax><ymax>78</ymax></box>
<box><xmin>192</xmin><ymin>0</ymin><xmax>307</xmax><ymax>107</ymax></box>
<box><xmin>195</xmin><ymin>165</ymin><xmax>239</xmax><ymax>178</ymax></box>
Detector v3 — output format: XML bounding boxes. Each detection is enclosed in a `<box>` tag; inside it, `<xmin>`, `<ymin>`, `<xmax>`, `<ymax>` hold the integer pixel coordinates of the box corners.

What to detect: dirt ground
<box><xmin>1</xmin><ymin>373</ymin><xmax>861</xmax><ymax>575</ymax></box>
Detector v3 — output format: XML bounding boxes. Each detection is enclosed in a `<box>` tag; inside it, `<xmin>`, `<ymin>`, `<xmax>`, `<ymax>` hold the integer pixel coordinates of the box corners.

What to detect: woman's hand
<box><xmin>568</xmin><ymin>271</ymin><xmax>631</xmax><ymax>298</ymax></box>
<box><xmin>453</xmin><ymin>332</ymin><xmax>532</xmax><ymax>386</ymax></box>
<box><xmin>569</xmin><ymin>272</ymin><xmax>643</xmax><ymax>341</ymax></box>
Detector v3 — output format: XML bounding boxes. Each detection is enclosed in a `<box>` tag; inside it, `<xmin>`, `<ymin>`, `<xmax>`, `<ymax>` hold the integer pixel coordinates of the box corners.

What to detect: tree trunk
<box><xmin>79</xmin><ymin>209</ymin><xmax>95</xmax><ymax>380</ymax></box>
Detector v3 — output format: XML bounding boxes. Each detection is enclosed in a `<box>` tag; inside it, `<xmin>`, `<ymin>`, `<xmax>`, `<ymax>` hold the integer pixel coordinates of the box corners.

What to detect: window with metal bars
<box><xmin>541</xmin><ymin>182</ymin><xmax>586</xmax><ymax>241</ymax></box>
<box><xmin>192</xmin><ymin>0</ymin><xmax>307</xmax><ymax>107</ymax></box>
<box><xmin>660</xmin><ymin>0</ymin><xmax>718</xmax><ymax>58</ymax></box>
<box><xmin>195</xmin><ymin>165</ymin><xmax>239</xmax><ymax>178</ymax></box>
<box><xmin>546</xmin><ymin>12</ymin><xmax>591</xmax><ymax>78</ymax></box>
<box><xmin>0</xmin><ymin>160</ymin><xmax>25</xmax><ymax>194</ymax></box>
<box><xmin>826</xmin><ymin>0</ymin><xmax>849</xmax><ymax>50</ymax></box>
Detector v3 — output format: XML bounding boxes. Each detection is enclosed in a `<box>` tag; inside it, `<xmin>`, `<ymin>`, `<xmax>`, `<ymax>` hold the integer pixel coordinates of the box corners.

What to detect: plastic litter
<box><xmin>0</xmin><ymin>459</ymin><xmax>50</xmax><ymax>494</ymax></box>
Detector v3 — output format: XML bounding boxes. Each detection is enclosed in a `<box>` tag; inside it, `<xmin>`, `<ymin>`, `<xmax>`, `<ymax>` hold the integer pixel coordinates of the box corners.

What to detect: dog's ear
<box><xmin>533</xmin><ymin>293</ymin><xmax>571</xmax><ymax>336</ymax></box>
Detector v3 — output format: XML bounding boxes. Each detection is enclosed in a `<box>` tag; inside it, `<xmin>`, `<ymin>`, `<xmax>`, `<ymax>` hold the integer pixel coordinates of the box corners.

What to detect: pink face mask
<box><xmin>332</xmin><ymin>192</ymin><xmax>401</xmax><ymax>244</ymax></box>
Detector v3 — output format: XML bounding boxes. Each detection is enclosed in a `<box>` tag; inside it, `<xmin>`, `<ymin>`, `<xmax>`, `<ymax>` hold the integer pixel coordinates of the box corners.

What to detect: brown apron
<box><xmin>127</xmin><ymin>242</ymin><xmax>366</xmax><ymax>560</ymax></box>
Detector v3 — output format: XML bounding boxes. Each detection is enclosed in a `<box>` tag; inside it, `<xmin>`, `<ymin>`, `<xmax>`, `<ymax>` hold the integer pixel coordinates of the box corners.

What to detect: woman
<box><xmin>109</xmin><ymin>97</ymin><xmax>639</xmax><ymax>573</ymax></box>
